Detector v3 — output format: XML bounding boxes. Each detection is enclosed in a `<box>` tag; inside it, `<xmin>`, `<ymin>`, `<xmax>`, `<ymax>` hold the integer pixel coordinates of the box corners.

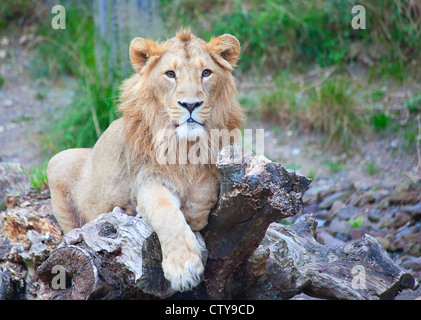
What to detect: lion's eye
<box><xmin>165</xmin><ymin>71</ymin><xmax>176</xmax><ymax>78</ymax></box>
<box><xmin>202</xmin><ymin>69</ymin><xmax>212</xmax><ymax>77</ymax></box>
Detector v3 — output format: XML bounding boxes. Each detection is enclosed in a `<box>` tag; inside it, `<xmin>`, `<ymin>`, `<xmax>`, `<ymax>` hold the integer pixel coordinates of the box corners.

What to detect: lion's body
<box><xmin>47</xmin><ymin>29</ymin><xmax>243</xmax><ymax>291</ymax></box>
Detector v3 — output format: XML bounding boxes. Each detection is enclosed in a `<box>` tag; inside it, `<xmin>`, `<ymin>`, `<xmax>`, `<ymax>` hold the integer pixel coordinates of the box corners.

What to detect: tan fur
<box><xmin>47</xmin><ymin>29</ymin><xmax>243</xmax><ymax>292</ymax></box>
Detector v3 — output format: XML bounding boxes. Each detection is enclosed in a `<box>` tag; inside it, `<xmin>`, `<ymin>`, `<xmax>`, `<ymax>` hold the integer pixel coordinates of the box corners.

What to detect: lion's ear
<box><xmin>129</xmin><ymin>37</ymin><xmax>162</xmax><ymax>73</ymax></box>
<box><xmin>207</xmin><ymin>34</ymin><xmax>240</xmax><ymax>70</ymax></box>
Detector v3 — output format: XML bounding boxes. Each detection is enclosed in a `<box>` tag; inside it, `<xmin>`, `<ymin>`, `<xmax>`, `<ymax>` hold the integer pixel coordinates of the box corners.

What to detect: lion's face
<box><xmin>128</xmin><ymin>29</ymin><xmax>241</xmax><ymax>140</ymax></box>
<box><xmin>151</xmin><ymin>41</ymin><xmax>221</xmax><ymax>140</ymax></box>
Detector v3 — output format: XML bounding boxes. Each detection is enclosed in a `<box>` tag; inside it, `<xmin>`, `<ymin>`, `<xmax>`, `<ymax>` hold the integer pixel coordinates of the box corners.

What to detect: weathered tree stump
<box><xmin>201</xmin><ymin>145</ymin><xmax>311</xmax><ymax>299</ymax></box>
<box><xmin>246</xmin><ymin>214</ymin><xmax>418</xmax><ymax>300</ymax></box>
<box><xmin>35</xmin><ymin>144</ymin><xmax>418</xmax><ymax>300</ymax></box>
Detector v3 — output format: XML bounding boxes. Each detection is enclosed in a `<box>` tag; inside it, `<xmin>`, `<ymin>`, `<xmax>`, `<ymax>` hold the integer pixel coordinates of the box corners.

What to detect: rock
<box><xmin>351</xmin><ymin>227</ymin><xmax>369</xmax><ymax>241</ymax></box>
<box><xmin>393</xmin><ymin>212</ymin><xmax>411</xmax><ymax>229</ymax></box>
<box><xmin>378</xmin><ymin>198</ymin><xmax>390</xmax><ymax>209</ymax></box>
<box><xmin>375</xmin><ymin>237</ymin><xmax>391</xmax><ymax>251</ymax></box>
<box><xmin>328</xmin><ymin>200</ymin><xmax>345</xmax><ymax>218</ymax></box>
<box><xmin>377</xmin><ymin>208</ymin><xmax>399</xmax><ymax>229</ymax></box>
<box><xmin>316</xmin><ymin>229</ymin><xmax>345</xmax><ymax>246</ymax></box>
<box><xmin>0</xmin><ymin>163</ymin><xmax>30</xmax><ymax>203</ymax></box>
<box><xmin>338</xmin><ymin>180</ymin><xmax>355</xmax><ymax>193</ymax></box>
<box><xmin>389</xmin><ymin>183</ymin><xmax>421</xmax><ymax>205</ymax></box>
<box><xmin>327</xmin><ymin>219</ymin><xmax>352</xmax><ymax>240</ymax></box>
<box><xmin>401</xmin><ymin>256</ymin><xmax>421</xmax><ymax>271</ymax></box>
<box><xmin>336</xmin><ymin>205</ymin><xmax>360</xmax><ymax>220</ymax></box>
<box><xmin>404</xmin><ymin>202</ymin><xmax>421</xmax><ymax>220</ymax></box>
<box><xmin>378</xmin><ymin>217</ymin><xmax>393</xmax><ymax>229</ymax></box>
<box><xmin>367</xmin><ymin>208</ymin><xmax>382</xmax><ymax>223</ymax></box>
<box><xmin>403</xmin><ymin>233</ymin><xmax>421</xmax><ymax>257</ymax></box>
<box><xmin>0</xmin><ymin>238</ymin><xmax>11</xmax><ymax>260</ymax></box>
<box><xmin>351</xmin><ymin>192</ymin><xmax>375</xmax><ymax>206</ymax></box>
<box><xmin>318</xmin><ymin>192</ymin><xmax>350</xmax><ymax>210</ymax></box>
<box><xmin>303</xmin><ymin>183</ymin><xmax>335</xmax><ymax>205</ymax></box>
<box><xmin>405</xmin><ymin>244</ymin><xmax>421</xmax><ymax>257</ymax></box>
<box><xmin>3</xmin><ymin>99</ymin><xmax>13</xmax><ymax>108</ymax></box>
<box><xmin>356</xmin><ymin>182</ymin><xmax>370</xmax><ymax>191</ymax></box>
<box><xmin>395</xmin><ymin>225</ymin><xmax>413</xmax><ymax>239</ymax></box>
<box><xmin>372</xmin><ymin>189</ymin><xmax>390</xmax><ymax>203</ymax></box>
<box><xmin>390</xmin><ymin>238</ymin><xmax>406</xmax><ymax>252</ymax></box>
<box><xmin>303</xmin><ymin>204</ymin><xmax>318</xmax><ymax>216</ymax></box>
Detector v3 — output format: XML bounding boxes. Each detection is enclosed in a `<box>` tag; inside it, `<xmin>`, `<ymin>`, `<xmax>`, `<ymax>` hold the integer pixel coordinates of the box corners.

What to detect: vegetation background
<box><xmin>0</xmin><ymin>0</ymin><xmax>419</xmax><ymax>190</ymax></box>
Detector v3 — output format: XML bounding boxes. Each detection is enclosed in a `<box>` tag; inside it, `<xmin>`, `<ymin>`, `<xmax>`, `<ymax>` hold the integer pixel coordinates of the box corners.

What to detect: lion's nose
<box><xmin>178</xmin><ymin>100</ymin><xmax>203</xmax><ymax>114</ymax></box>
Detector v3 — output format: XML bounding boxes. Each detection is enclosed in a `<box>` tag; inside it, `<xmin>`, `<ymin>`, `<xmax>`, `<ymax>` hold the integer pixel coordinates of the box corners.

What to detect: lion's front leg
<box><xmin>182</xmin><ymin>173</ymin><xmax>219</xmax><ymax>231</ymax></box>
<box><xmin>137</xmin><ymin>183</ymin><xmax>204</xmax><ymax>292</ymax></box>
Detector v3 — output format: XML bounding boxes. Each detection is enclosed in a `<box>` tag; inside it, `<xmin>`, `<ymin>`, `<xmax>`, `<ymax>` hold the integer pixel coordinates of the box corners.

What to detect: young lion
<box><xmin>47</xmin><ymin>29</ymin><xmax>243</xmax><ymax>292</ymax></box>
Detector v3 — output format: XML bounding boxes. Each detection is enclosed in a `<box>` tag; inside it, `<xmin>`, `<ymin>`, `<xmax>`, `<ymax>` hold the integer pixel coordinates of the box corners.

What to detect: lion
<box><xmin>47</xmin><ymin>28</ymin><xmax>243</xmax><ymax>292</ymax></box>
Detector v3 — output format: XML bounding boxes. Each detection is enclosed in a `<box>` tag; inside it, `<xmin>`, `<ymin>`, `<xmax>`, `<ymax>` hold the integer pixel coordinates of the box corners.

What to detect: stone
<box><xmin>0</xmin><ymin>163</ymin><xmax>30</xmax><ymax>203</ymax></box>
<box><xmin>336</xmin><ymin>205</ymin><xmax>360</xmax><ymax>220</ymax></box>
<box><xmin>403</xmin><ymin>233</ymin><xmax>421</xmax><ymax>245</ymax></box>
<box><xmin>377</xmin><ymin>208</ymin><xmax>399</xmax><ymax>229</ymax></box>
<box><xmin>393</xmin><ymin>212</ymin><xmax>411</xmax><ymax>229</ymax></box>
<box><xmin>375</xmin><ymin>237</ymin><xmax>391</xmax><ymax>251</ymax></box>
<box><xmin>351</xmin><ymin>192</ymin><xmax>375</xmax><ymax>206</ymax></box>
<box><xmin>404</xmin><ymin>202</ymin><xmax>421</xmax><ymax>220</ymax></box>
<box><xmin>390</xmin><ymin>238</ymin><xmax>406</xmax><ymax>252</ymax></box>
<box><xmin>316</xmin><ymin>229</ymin><xmax>345</xmax><ymax>247</ymax></box>
<box><xmin>327</xmin><ymin>219</ymin><xmax>352</xmax><ymax>239</ymax></box>
<box><xmin>328</xmin><ymin>200</ymin><xmax>345</xmax><ymax>218</ymax></box>
<box><xmin>303</xmin><ymin>183</ymin><xmax>335</xmax><ymax>205</ymax></box>
<box><xmin>403</xmin><ymin>233</ymin><xmax>421</xmax><ymax>257</ymax></box>
<box><xmin>395</xmin><ymin>225</ymin><xmax>413</xmax><ymax>239</ymax></box>
<box><xmin>303</xmin><ymin>204</ymin><xmax>318</xmax><ymax>216</ymax></box>
<box><xmin>401</xmin><ymin>256</ymin><xmax>421</xmax><ymax>271</ymax></box>
<box><xmin>367</xmin><ymin>208</ymin><xmax>382</xmax><ymax>223</ymax></box>
<box><xmin>318</xmin><ymin>192</ymin><xmax>350</xmax><ymax>210</ymax></box>
<box><xmin>389</xmin><ymin>183</ymin><xmax>421</xmax><ymax>205</ymax></box>
<box><xmin>351</xmin><ymin>227</ymin><xmax>369</xmax><ymax>240</ymax></box>
<box><xmin>378</xmin><ymin>216</ymin><xmax>393</xmax><ymax>229</ymax></box>
<box><xmin>0</xmin><ymin>239</ymin><xmax>11</xmax><ymax>260</ymax></box>
<box><xmin>372</xmin><ymin>189</ymin><xmax>390</xmax><ymax>203</ymax></box>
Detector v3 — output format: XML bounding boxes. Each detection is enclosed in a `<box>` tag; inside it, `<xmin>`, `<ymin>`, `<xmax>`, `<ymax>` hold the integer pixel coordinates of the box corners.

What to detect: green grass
<box><xmin>323</xmin><ymin>160</ymin><xmax>343</xmax><ymax>173</ymax></box>
<box><xmin>404</xmin><ymin>93</ymin><xmax>421</xmax><ymax>113</ymax></box>
<box><xmin>308</xmin><ymin>77</ymin><xmax>362</xmax><ymax>149</ymax></box>
<box><xmin>251</xmin><ymin>73</ymin><xmax>362</xmax><ymax>150</ymax></box>
<box><xmin>33</xmin><ymin>5</ymin><xmax>121</xmax><ymax>154</ymax></box>
<box><xmin>0</xmin><ymin>75</ymin><xmax>5</xmax><ymax>88</ymax></box>
<box><xmin>365</xmin><ymin>159</ymin><xmax>378</xmax><ymax>175</ymax></box>
<box><xmin>28</xmin><ymin>165</ymin><xmax>48</xmax><ymax>189</ymax></box>
<box><xmin>162</xmin><ymin>0</ymin><xmax>421</xmax><ymax>78</ymax></box>
<box><xmin>347</xmin><ymin>217</ymin><xmax>363</xmax><ymax>228</ymax></box>
<box><xmin>16</xmin><ymin>0</ymin><xmax>420</xmax><ymax>154</ymax></box>
<box><xmin>370</xmin><ymin>112</ymin><xmax>391</xmax><ymax>131</ymax></box>
<box><xmin>11</xmin><ymin>115</ymin><xmax>33</xmax><ymax>123</ymax></box>
<box><xmin>286</xmin><ymin>163</ymin><xmax>301</xmax><ymax>171</ymax></box>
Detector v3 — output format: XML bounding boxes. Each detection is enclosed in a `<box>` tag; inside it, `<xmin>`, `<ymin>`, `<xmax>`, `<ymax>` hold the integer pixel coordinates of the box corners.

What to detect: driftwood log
<box><xmin>246</xmin><ymin>215</ymin><xmax>418</xmax><ymax>300</ymax></box>
<box><xmin>34</xmin><ymin>144</ymin><xmax>417</xmax><ymax>299</ymax></box>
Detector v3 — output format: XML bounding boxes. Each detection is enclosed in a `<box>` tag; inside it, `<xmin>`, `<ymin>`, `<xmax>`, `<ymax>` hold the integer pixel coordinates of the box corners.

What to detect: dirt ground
<box><xmin>0</xmin><ymin>33</ymin><xmax>74</xmax><ymax>168</ymax></box>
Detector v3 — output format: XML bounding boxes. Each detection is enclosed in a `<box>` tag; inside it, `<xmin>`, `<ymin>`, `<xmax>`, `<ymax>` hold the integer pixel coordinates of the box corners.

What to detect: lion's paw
<box><xmin>162</xmin><ymin>232</ymin><xmax>204</xmax><ymax>292</ymax></box>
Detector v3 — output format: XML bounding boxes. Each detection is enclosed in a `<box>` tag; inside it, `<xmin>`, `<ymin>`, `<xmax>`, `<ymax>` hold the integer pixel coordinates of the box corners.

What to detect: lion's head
<box><xmin>119</xmin><ymin>28</ymin><xmax>243</xmax><ymax>159</ymax></box>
